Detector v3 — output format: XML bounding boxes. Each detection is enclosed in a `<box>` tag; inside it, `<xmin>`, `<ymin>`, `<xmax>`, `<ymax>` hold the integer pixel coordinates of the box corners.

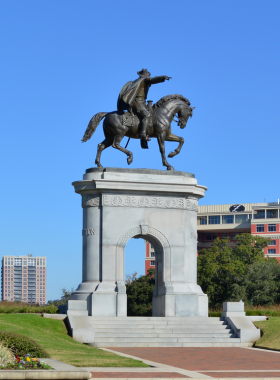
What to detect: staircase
<box><xmin>87</xmin><ymin>316</ymin><xmax>252</xmax><ymax>347</ymax></box>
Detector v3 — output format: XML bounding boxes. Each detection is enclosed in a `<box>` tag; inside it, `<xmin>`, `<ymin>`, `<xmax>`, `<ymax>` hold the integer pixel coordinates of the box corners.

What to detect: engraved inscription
<box><xmin>103</xmin><ymin>195</ymin><xmax>198</xmax><ymax>211</ymax></box>
<box><xmin>190</xmin><ymin>231</ymin><xmax>197</xmax><ymax>239</ymax></box>
<box><xmin>82</xmin><ymin>228</ymin><xmax>95</xmax><ymax>236</ymax></box>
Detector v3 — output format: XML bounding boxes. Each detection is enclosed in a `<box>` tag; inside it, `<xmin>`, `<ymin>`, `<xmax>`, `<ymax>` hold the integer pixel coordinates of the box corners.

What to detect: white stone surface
<box><xmin>222</xmin><ymin>301</ymin><xmax>246</xmax><ymax>317</ymax></box>
<box><xmin>69</xmin><ymin>168</ymin><xmax>208</xmax><ymax>318</ymax></box>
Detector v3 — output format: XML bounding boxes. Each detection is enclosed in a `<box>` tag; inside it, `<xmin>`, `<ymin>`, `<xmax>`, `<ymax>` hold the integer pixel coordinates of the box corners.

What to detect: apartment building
<box><xmin>145</xmin><ymin>241</ymin><xmax>155</xmax><ymax>274</ymax></box>
<box><xmin>1</xmin><ymin>255</ymin><xmax>47</xmax><ymax>305</ymax></box>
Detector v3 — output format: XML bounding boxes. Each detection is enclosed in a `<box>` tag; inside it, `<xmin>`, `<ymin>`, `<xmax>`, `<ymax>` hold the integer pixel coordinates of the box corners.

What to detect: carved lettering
<box><xmin>82</xmin><ymin>228</ymin><xmax>95</xmax><ymax>236</ymax></box>
<box><xmin>190</xmin><ymin>231</ymin><xmax>197</xmax><ymax>239</ymax></box>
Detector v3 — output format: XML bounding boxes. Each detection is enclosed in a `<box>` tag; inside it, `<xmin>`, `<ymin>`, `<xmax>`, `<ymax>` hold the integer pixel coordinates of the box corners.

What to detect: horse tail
<box><xmin>81</xmin><ymin>112</ymin><xmax>108</xmax><ymax>142</ymax></box>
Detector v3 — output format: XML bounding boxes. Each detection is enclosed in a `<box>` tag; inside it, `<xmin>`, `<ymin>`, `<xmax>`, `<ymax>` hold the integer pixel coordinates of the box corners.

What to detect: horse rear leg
<box><xmin>157</xmin><ymin>132</ymin><xmax>174</xmax><ymax>170</ymax></box>
<box><xmin>112</xmin><ymin>135</ymin><xmax>133</xmax><ymax>165</ymax></box>
<box><xmin>166</xmin><ymin>133</ymin><xmax>184</xmax><ymax>158</ymax></box>
<box><xmin>95</xmin><ymin>138</ymin><xmax>113</xmax><ymax>167</ymax></box>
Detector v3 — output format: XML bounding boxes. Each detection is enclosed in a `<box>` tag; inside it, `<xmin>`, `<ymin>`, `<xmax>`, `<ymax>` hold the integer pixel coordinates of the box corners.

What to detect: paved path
<box><xmin>87</xmin><ymin>347</ymin><xmax>280</xmax><ymax>379</ymax></box>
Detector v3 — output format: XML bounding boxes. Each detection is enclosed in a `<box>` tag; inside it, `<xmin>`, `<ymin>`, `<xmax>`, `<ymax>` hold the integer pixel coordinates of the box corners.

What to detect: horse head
<box><xmin>178</xmin><ymin>106</ymin><xmax>195</xmax><ymax>129</ymax></box>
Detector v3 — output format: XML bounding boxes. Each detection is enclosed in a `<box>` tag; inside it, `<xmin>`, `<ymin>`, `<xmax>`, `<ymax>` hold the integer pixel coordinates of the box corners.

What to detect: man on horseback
<box><xmin>117</xmin><ymin>69</ymin><xmax>171</xmax><ymax>148</ymax></box>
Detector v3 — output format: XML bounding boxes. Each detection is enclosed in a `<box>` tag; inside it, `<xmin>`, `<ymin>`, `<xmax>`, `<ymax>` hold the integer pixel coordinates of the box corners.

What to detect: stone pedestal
<box><xmin>68</xmin><ymin>167</ymin><xmax>208</xmax><ymax>317</ymax></box>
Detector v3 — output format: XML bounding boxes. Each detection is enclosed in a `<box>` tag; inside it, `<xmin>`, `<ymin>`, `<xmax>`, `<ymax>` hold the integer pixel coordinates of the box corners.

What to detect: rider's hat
<box><xmin>137</xmin><ymin>69</ymin><xmax>151</xmax><ymax>77</ymax></box>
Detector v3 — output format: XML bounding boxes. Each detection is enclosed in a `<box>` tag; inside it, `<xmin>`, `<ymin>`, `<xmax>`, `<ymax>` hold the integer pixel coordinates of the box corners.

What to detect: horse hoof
<box><xmin>167</xmin><ymin>166</ymin><xmax>174</xmax><ymax>170</ymax></box>
<box><xmin>127</xmin><ymin>156</ymin><xmax>133</xmax><ymax>165</ymax></box>
<box><xmin>168</xmin><ymin>152</ymin><xmax>175</xmax><ymax>158</ymax></box>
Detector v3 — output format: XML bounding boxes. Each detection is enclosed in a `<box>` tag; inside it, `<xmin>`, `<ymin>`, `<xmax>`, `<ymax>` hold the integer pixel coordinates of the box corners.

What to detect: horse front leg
<box><xmin>166</xmin><ymin>133</ymin><xmax>184</xmax><ymax>158</ymax></box>
<box><xmin>112</xmin><ymin>135</ymin><xmax>133</xmax><ymax>165</ymax></box>
<box><xmin>157</xmin><ymin>133</ymin><xmax>174</xmax><ymax>170</ymax></box>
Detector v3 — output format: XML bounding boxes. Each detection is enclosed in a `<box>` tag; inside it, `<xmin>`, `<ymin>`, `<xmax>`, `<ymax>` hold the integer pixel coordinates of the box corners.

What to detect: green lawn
<box><xmin>0</xmin><ymin>314</ymin><xmax>148</xmax><ymax>367</ymax></box>
<box><xmin>254</xmin><ymin>317</ymin><xmax>280</xmax><ymax>351</ymax></box>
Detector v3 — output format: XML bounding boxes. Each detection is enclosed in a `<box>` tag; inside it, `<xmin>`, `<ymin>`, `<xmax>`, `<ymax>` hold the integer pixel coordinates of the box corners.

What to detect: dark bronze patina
<box><xmin>82</xmin><ymin>69</ymin><xmax>195</xmax><ymax>170</ymax></box>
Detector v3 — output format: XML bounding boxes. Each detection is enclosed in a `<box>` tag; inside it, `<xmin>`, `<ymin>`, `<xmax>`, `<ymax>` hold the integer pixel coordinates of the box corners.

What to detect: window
<box><xmin>222</xmin><ymin>215</ymin><xmax>234</xmax><ymax>224</ymax></box>
<box><xmin>256</xmin><ymin>224</ymin><xmax>264</xmax><ymax>232</ymax></box>
<box><xmin>221</xmin><ymin>233</ymin><xmax>229</xmax><ymax>239</ymax></box>
<box><xmin>209</xmin><ymin>215</ymin><xmax>220</xmax><ymax>224</ymax></box>
<box><xmin>267</xmin><ymin>210</ymin><xmax>278</xmax><ymax>218</ymax></box>
<box><xmin>268</xmin><ymin>249</ymin><xmax>276</xmax><ymax>254</ymax></box>
<box><xmin>231</xmin><ymin>234</ymin><xmax>236</xmax><ymax>240</ymax></box>
<box><xmin>268</xmin><ymin>240</ymin><xmax>276</xmax><ymax>246</ymax></box>
<box><xmin>268</xmin><ymin>224</ymin><xmax>276</xmax><ymax>232</ymax></box>
<box><xmin>151</xmin><ymin>261</ymin><xmax>155</xmax><ymax>266</ymax></box>
<box><xmin>236</xmin><ymin>214</ymin><xmax>250</xmax><ymax>224</ymax></box>
<box><xmin>212</xmin><ymin>234</ymin><xmax>218</xmax><ymax>240</ymax></box>
<box><xmin>254</xmin><ymin>210</ymin><xmax>265</xmax><ymax>219</ymax></box>
<box><xmin>206</xmin><ymin>234</ymin><xmax>212</xmax><ymax>241</ymax></box>
<box><xmin>199</xmin><ymin>216</ymin><xmax>207</xmax><ymax>225</ymax></box>
<box><xmin>151</xmin><ymin>252</ymin><xmax>155</xmax><ymax>257</ymax></box>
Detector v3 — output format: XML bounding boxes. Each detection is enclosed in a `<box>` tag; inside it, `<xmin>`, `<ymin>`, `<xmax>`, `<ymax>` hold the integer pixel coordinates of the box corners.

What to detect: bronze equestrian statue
<box><xmin>82</xmin><ymin>69</ymin><xmax>195</xmax><ymax>170</ymax></box>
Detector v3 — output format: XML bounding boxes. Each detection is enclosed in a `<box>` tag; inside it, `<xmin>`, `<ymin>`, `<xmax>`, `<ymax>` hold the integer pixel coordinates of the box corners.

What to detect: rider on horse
<box><xmin>117</xmin><ymin>69</ymin><xmax>171</xmax><ymax>148</ymax></box>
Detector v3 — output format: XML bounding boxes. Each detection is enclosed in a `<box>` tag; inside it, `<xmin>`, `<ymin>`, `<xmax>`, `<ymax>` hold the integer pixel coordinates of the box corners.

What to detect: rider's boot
<box><xmin>140</xmin><ymin>117</ymin><xmax>151</xmax><ymax>149</ymax></box>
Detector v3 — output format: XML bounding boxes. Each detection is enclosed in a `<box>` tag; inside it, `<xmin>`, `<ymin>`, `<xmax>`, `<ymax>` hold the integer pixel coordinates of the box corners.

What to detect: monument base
<box><xmin>153</xmin><ymin>294</ymin><xmax>208</xmax><ymax>317</ymax></box>
<box><xmin>69</xmin><ymin>167</ymin><xmax>209</xmax><ymax>318</ymax></box>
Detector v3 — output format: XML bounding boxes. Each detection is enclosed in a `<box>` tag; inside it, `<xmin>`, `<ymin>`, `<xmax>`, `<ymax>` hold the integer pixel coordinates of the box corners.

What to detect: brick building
<box><xmin>145</xmin><ymin>202</ymin><xmax>280</xmax><ymax>274</ymax></box>
<box><xmin>197</xmin><ymin>202</ymin><xmax>280</xmax><ymax>261</ymax></box>
<box><xmin>1</xmin><ymin>254</ymin><xmax>47</xmax><ymax>305</ymax></box>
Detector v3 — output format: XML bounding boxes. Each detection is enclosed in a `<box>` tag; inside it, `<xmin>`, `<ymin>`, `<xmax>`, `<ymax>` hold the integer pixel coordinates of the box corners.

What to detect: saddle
<box><xmin>121</xmin><ymin>101</ymin><xmax>155</xmax><ymax>129</ymax></box>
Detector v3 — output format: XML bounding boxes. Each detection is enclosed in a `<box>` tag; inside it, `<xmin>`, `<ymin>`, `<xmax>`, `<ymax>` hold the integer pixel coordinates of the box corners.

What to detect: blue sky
<box><xmin>1</xmin><ymin>1</ymin><xmax>279</xmax><ymax>300</ymax></box>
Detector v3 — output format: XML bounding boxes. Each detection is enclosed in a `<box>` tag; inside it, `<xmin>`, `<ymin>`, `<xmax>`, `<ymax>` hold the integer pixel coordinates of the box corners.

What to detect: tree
<box><xmin>126</xmin><ymin>268</ymin><xmax>155</xmax><ymax>316</ymax></box>
<box><xmin>47</xmin><ymin>287</ymin><xmax>75</xmax><ymax>306</ymax></box>
<box><xmin>197</xmin><ymin>233</ymin><xmax>280</xmax><ymax>308</ymax></box>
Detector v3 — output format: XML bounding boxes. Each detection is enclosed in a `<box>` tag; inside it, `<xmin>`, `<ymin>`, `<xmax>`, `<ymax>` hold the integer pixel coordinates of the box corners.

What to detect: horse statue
<box><xmin>82</xmin><ymin>94</ymin><xmax>194</xmax><ymax>171</ymax></box>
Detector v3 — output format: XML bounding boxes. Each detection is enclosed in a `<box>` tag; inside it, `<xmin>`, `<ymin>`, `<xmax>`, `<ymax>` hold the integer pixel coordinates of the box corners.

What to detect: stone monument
<box><xmin>66</xmin><ymin>70</ymin><xmax>262</xmax><ymax>347</ymax></box>
<box><xmin>68</xmin><ymin>167</ymin><xmax>208</xmax><ymax>317</ymax></box>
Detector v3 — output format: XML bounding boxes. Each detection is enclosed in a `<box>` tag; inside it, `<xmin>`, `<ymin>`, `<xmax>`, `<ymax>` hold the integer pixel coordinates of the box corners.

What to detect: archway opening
<box><xmin>125</xmin><ymin>236</ymin><xmax>157</xmax><ymax>316</ymax></box>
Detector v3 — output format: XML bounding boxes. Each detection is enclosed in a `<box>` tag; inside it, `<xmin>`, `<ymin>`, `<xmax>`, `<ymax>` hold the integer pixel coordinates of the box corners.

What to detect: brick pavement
<box><xmin>201</xmin><ymin>373</ymin><xmax>280</xmax><ymax>378</ymax></box>
<box><xmin>110</xmin><ymin>348</ymin><xmax>280</xmax><ymax>371</ymax></box>
<box><xmin>90</xmin><ymin>372</ymin><xmax>188</xmax><ymax>378</ymax></box>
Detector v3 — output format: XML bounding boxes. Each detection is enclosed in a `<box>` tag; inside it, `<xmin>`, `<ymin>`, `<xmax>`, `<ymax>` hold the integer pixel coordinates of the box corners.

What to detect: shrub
<box><xmin>0</xmin><ymin>301</ymin><xmax>58</xmax><ymax>314</ymax></box>
<box><xmin>0</xmin><ymin>331</ymin><xmax>49</xmax><ymax>358</ymax></box>
<box><xmin>0</xmin><ymin>343</ymin><xmax>14</xmax><ymax>366</ymax></box>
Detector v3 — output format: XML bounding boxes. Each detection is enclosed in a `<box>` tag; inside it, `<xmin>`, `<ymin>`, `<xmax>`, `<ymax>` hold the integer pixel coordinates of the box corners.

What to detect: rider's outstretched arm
<box><xmin>146</xmin><ymin>76</ymin><xmax>171</xmax><ymax>85</ymax></box>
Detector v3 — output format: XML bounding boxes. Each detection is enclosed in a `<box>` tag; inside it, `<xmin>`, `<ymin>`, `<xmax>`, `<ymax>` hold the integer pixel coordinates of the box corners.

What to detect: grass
<box><xmin>254</xmin><ymin>317</ymin><xmax>280</xmax><ymax>351</ymax></box>
<box><xmin>0</xmin><ymin>301</ymin><xmax>58</xmax><ymax>314</ymax></box>
<box><xmin>209</xmin><ymin>304</ymin><xmax>280</xmax><ymax>318</ymax></box>
<box><xmin>0</xmin><ymin>314</ymin><xmax>148</xmax><ymax>367</ymax></box>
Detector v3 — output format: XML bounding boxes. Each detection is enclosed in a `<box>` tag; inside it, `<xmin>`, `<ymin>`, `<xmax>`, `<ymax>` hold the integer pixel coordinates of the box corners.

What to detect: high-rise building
<box><xmin>1</xmin><ymin>255</ymin><xmax>47</xmax><ymax>305</ymax></box>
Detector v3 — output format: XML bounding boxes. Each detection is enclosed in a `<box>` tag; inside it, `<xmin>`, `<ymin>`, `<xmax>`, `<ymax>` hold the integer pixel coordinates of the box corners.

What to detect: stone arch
<box><xmin>115</xmin><ymin>225</ymin><xmax>171</xmax><ymax>294</ymax></box>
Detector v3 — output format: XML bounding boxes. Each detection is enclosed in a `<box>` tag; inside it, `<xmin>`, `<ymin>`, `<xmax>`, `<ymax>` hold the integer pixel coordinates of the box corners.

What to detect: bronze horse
<box><xmin>82</xmin><ymin>94</ymin><xmax>194</xmax><ymax>170</ymax></box>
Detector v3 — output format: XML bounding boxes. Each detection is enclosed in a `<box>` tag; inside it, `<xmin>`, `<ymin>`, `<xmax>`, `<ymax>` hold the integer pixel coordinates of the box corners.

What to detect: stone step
<box><xmin>90</xmin><ymin>342</ymin><xmax>251</xmax><ymax>348</ymax></box>
<box><xmin>93</xmin><ymin>328</ymin><xmax>232</xmax><ymax>334</ymax></box>
<box><xmin>89</xmin><ymin>316</ymin><xmax>221</xmax><ymax>321</ymax></box>
<box><xmin>90</xmin><ymin>324</ymin><xmax>229</xmax><ymax>330</ymax></box>
<box><xmin>94</xmin><ymin>332</ymin><xmax>236</xmax><ymax>338</ymax></box>
<box><xmin>89</xmin><ymin>319</ymin><xmax>225</xmax><ymax>325</ymax></box>
<box><xmin>94</xmin><ymin>337</ymin><xmax>241</xmax><ymax>343</ymax></box>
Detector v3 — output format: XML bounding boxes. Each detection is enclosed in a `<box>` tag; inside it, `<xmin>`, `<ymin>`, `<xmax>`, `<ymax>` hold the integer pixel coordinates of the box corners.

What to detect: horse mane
<box><xmin>153</xmin><ymin>94</ymin><xmax>190</xmax><ymax>108</ymax></box>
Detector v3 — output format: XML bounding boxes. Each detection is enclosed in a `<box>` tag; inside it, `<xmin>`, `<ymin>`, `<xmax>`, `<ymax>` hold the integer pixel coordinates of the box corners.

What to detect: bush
<box><xmin>0</xmin><ymin>301</ymin><xmax>58</xmax><ymax>314</ymax></box>
<box><xmin>0</xmin><ymin>343</ymin><xmax>14</xmax><ymax>366</ymax></box>
<box><xmin>0</xmin><ymin>331</ymin><xmax>50</xmax><ymax>358</ymax></box>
